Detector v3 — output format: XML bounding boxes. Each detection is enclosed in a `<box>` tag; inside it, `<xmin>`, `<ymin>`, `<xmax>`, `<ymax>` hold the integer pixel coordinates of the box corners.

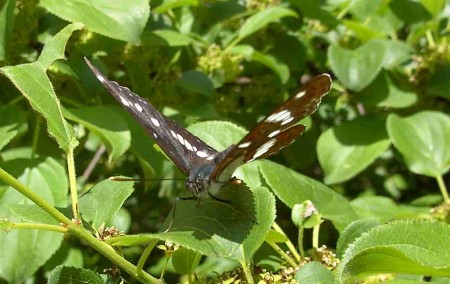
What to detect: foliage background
<box><xmin>0</xmin><ymin>0</ymin><xmax>449</xmax><ymax>283</ymax></box>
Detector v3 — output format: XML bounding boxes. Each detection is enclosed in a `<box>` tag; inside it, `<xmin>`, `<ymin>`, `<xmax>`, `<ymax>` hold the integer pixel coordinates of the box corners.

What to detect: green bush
<box><xmin>0</xmin><ymin>1</ymin><xmax>449</xmax><ymax>283</ymax></box>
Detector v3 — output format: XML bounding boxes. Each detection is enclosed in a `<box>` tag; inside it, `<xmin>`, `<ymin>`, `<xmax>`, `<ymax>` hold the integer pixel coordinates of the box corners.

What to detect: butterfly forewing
<box><xmin>211</xmin><ymin>74</ymin><xmax>331</xmax><ymax>182</ymax></box>
<box><xmin>85</xmin><ymin>58</ymin><xmax>219</xmax><ymax>175</ymax></box>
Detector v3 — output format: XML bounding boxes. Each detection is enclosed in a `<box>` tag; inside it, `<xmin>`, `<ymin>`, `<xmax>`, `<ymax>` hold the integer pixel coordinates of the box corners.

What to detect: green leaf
<box><xmin>142</xmin><ymin>30</ymin><xmax>192</xmax><ymax>46</ymax></box>
<box><xmin>64</xmin><ymin>106</ymin><xmax>131</xmax><ymax>162</ymax></box>
<box><xmin>40</xmin><ymin>0</ymin><xmax>149</xmax><ymax>44</ymax></box>
<box><xmin>351</xmin><ymin>196</ymin><xmax>429</xmax><ymax>222</ymax></box>
<box><xmin>258</xmin><ymin>160</ymin><xmax>358</xmax><ymax>232</ymax></box>
<box><xmin>79</xmin><ymin>178</ymin><xmax>134</xmax><ymax>229</ymax></box>
<box><xmin>251</xmin><ymin>51</ymin><xmax>289</xmax><ymax>84</ymax></box>
<box><xmin>426</xmin><ymin>65</ymin><xmax>450</xmax><ymax>101</ymax></box>
<box><xmin>176</xmin><ymin>70</ymin><xmax>214</xmax><ymax>97</ymax></box>
<box><xmin>0</xmin><ymin>0</ymin><xmax>15</xmax><ymax>62</ymax></box>
<box><xmin>329</xmin><ymin>39</ymin><xmax>387</xmax><ymax>91</ymax></box>
<box><xmin>0</xmin><ymin>157</ymin><xmax>67</xmax><ymax>283</ymax></box>
<box><xmin>0</xmin><ymin>24</ymin><xmax>82</xmax><ymax>151</ymax></box>
<box><xmin>265</xmin><ymin>229</ymin><xmax>288</xmax><ymax>243</ymax></box>
<box><xmin>109</xmin><ymin>186</ymin><xmax>275</xmax><ymax>261</ymax></box>
<box><xmin>187</xmin><ymin>121</ymin><xmax>247</xmax><ymax>151</ymax></box>
<box><xmin>387</xmin><ymin>111</ymin><xmax>450</xmax><ymax>176</ymax></box>
<box><xmin>336</xmin><ymin>219</ymin><xmax>381</xmax><ymax>257</ymax></box>
<box><xmin>0</xmin><ymin>105</ymin><xmax>27</xmax><ymax>151</ymax></box>
<box><xmin>172</xmin><ymin>247</ymin><xmax>202</xmax><ymax>275</ymax></box>
<box><xmin>343</xmin><ymin>20</ymin><xmax>385</xmax><ymax>42</ymax></box>
<box><xmin>358</xmin><ymin>71</ymin><xmax>417</xmax><ymax>108</ymax></box>
<box><xmin>420</xmin><ymin>0</ymin><xmax>446</xmax><ymax>17</ymax></box>
<box><xmin>153</xmin><ymin>0</ymin><xmax>199</xmax><ymax>14</ymax></box>
<box><xmin>47</xmin><ymin>265</ymin><xmax>103</xmax><ymax>284</ymax></box>
<box><xmin>338</xmin><ymin>220</ymin><xmax>450</xmax><ymax>282</ymax></box>
<box><xmin>317</xmin><ymin>117</ymin><xmax>391</xmax><ymax>184</ymax></box>
<box><xmin>37</xmin><ymin>22</ymin><xmax>84</xmax><ymax>70</ymax></box>
<box><xmin>383</xmin><ymin>40</ymin><xmax>413</xmax><ymax>69</ymax></box>
<box><xmin>238</xmin><ymin>7</ymin><xmax>297</xmax><ymax>40</ymax></box>
<box><xmin>389</xmin><ymin>0</ymin><xmax>432</xmax><ymax>24</ymax></box>
<box><xmin>295</xmin><ymin>261</ymin><xmax>336</xmax><ymax>284</ymax></box>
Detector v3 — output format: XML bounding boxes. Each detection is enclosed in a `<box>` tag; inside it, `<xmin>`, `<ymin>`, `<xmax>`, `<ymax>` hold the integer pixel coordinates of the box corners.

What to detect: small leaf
<box><xmin>387</xmin><ymin>111</ymin><xmax>450</xmax><ymax>176</ymax></box>
<box><xmin>258</xmin><ymin>160</ymin><xmax>358</xmax><ymax>232</ymax></box>
<box><xmin>295</xmin><ymin>261</ymin><xmax>336</xmax><ymax>284</ymax></box>
<box><xmin>238</xmin><ymin>7</ymin><xmax>297</xmax><ymax>40</ymax></box>
<box><xmin>389</xmin><ymin>0</ymin><xmax>432</xmax><ymax>24</ymax></box>
<box><xmin>142</xmin><ymin>30</ymin><xmax>192</xmax><ymax>46</ymax></box>
<box><xmin>0</xmin><ymin>105</ymin><xmax>27</xmax><ymax>151</ymax></box>
<box><xmin>79</xmin><ymin>178</ymin><xmax>134</xmax><ymax>229</ymax></box>
<box><xmin>0</xmin><ymin>24</ymin><xmax>82</xmax><ymax>151</ymax></box>
<box><xmin>64</xmin><ymin>106</ymin><xmax>131</xmax><ymax>162</ymax></box>
<box><xmin>338</xmin><ymin>220</ymin><xmax>450</xmax><ymax>282</ymax></box>
<box><xmin>251</xmin><ymin>51</ymin><xmax>289</xmax><ymax>84</ymax></box>
<box><xmin>6</xmin><ymin>204</ymin><xmax>59</xmax><ymax>225</ymax></box>
<box><xmin>47</xmin><ymin>265</ymin><xmax>103</xmax><ymax>284</ymax></box>
<box><xmin>329</xmin><ymin>39</ymin><xmax>387</xmax><ymax>91</ymax></box>
<box><xmin>172</xmin><ymin>247</ymin><xmax>202</xmax><ymax>275</ymax></box>
<box><xmin>40</xmin><ymin>0</ymin><xmax>149</xmax><ymax>44</ymax></box>
<box><xmin>358</xmin><ymin>71</ymin><xmax>417</xmax><ymax>108</ymax></box>
<box><xmin>317</xmin><ymin>117</ymin><xmax>390</xmax><ymax>184</ymax></box>
<box><xmin>265</xmin><ymin>229</ymin><xmax>288</xmax><ymax>243</ymax></box>
<box><xmin>176</xmin><ymin>70</ymin><xmax>214</xmax><ymax>97</ymax></box>
<box><xmin>153</xmin><ymin>0</ymin><xmax>199</xmax><ymax>14</ymax></box>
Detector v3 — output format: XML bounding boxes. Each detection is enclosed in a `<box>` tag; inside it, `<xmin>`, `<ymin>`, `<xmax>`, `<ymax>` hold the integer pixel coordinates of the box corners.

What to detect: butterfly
<box><xmin>85</xmin><ymin>58</ymin><xmax>331</xmax><ymax>199</ymax></box>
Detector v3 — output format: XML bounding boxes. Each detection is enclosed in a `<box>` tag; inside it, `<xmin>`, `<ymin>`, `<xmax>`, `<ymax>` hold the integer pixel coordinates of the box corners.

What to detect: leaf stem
<box><xmin>137</xmin><ymin>240</ymin><xmax>158</xmax><ymax>275</ymax></box>
<box><xmin>8</xmin><ymin>222</ymin><xmax>68</xmax><ymax>233</ymax></box>
<box><xmin>239</xmin><ymin>259</ymin><xmax>254</xmax><ymax>284</ymax></box>
<box><xmin>298</xmin><ymin>227</ymin><xmax>305</xmax><ymax>258</ymax></box>
<box><xmin>67</xmin><ymin>148</ymin><xmax>80</xmax><ymax>220</ymax></box>
<box><xmin>436</xmin><ymin>174</ymin><xmax>449</xmax><ymax>203</ymax></box>
<box><xmin>267</xmin><ymin>241</ymin><xmax>298</xmax><ymax>267</ymax></box>
<box><xmin>312</xmin><ymin>224</ymin><xmax>320</xmax><ymax>249</ymax></box>
<box><xmin>272</xmin><ymin>222</ymin><xmax>301</xmax><ymax>262</ymax></box>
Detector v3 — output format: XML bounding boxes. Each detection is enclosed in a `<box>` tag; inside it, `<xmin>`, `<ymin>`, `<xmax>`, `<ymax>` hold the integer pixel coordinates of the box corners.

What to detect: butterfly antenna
<box><xmin>109</xmin><ymin>177</ymin><xmax>187</xmax><ymax>183</ymax></box>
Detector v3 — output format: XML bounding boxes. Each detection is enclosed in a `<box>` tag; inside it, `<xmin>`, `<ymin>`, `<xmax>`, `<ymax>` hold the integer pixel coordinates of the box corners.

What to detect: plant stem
<box><xmin>239</xmin><ymin>259</ymin><xmax>254</xmax><ymax>284</ymax></box>
<box><xmin>272</xmin><ymin>222</ymin><xmax>301</xmax><ymax>262</ymax></box>
<box><xmin>67</xmin><ymin>148</ymin><xmax>80</xmax><ymax>220</ymax></box>
<box><xmin>267</xmin><ymin>241</ymin><xmax>298</xmax><ymax>267</ymax></box>
<box><xmin>68</xmin><ymin>225</ymin><xmax>161</xmax><ymax>284</ymax></box>
<box><xmin>298</xmin><ymin>227</ymin><xmax>305</xmax><ymax>258</ymax></box>
<box><xmin>312</xmin><ymin>224</ymin><xmax>320</xmax><ymax>249</ymax></box>
<box><xmin>137</xmin><ymin>240</ymin><xmax>158</xmax><ymax>275</ymax></box>
<box><xmin>436</xmin><ymin>174</ymin><xmax>449</xmax><ymax>203</ymax></box>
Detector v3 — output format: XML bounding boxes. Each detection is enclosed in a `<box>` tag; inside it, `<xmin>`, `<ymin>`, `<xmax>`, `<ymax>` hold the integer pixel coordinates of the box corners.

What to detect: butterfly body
<box><xmin>85</xmin><ymin>58</ymin><xmax>331</xmax><ymax>198</ymax></box>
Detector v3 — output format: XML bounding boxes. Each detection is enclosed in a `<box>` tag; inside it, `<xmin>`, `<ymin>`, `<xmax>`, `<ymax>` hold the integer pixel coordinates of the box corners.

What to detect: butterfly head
<box><xmin>186</xmin><ymin>162</ymin><xmax>216</xmax><ymax>196</ymax></box>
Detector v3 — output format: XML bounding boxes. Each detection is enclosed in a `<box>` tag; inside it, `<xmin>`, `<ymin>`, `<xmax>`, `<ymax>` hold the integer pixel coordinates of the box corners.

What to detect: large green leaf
<box><xmin>64</xmin><ymin>106</ymin><xmax>131</xmax><ymax>162</ymax></box>
<box><xmin>336</xmin><ymin>219</ymin><xmax>381</xmax><ymax>257</ymax></box>
<box><xmin>251</xmin><ymin>51</ymin><xmax>289</xmax><ymax>84</ymax></box>
<box><xmin>0</xmin><ymin>105</ymin><xmax>27</xmax><ymax>152</ymax></box>
<box><xmin>142</xmin><ymin>30</ymin><xmax>192</xmax><ymax>46</ymax></box>
<box><xmin>41</xmin><ymin>0</ymin><xmax>149</xmax><ymax>44</ymax></box>
<box><xmin>387</xmin><ymin>112</ymin><xmax>450</xmax><ymax>176</ymax></box>
<box><xmin>238</xmin><ymin>7</ymin><xmax>297</xmax><ymax>41</ymax></box>
<box><xmin>329</xmin><ymin>39</ymin><xmax>387</xmax><ymax>91</ymax></box>
<box><xmin>0</xmin><ymin>23</ymin><xmax>82</xmax><ymax>151</ymax></box>
<box><xmin>258</xmin><ymin>160</ymin><xmax>358</xmax><ymax>232</ymax></box>
<box><xmin>78</xmin><ymin>178</ymin><xmax>134</xmax><ymax>230</ymax></box>
<box><xmin>338</xmin><ymin>220</ymin><xmax>450</xmax><ymax>283</ymax></box>
<box><xmin>172</xmin><ymin>247</ymin><xmax>202</xmax><ymax>275</ymax></box>
<box><xmin>317</xmin><ymin>117</ymin><xmax>391</xmax><ymax>184</ymax></box>
<box><xmin>109</xmin><ymin>186</ymin><xmax>275</xmax><ymax>260</ymax></box>
<box><xmin>0</xmin><ymin>157</ymin><xmax>67</xmax><ymax>283</ymax></box>
<box><xmin>175</xmin><ymin>70</ymin><xmax>214</xmax><ymax>97</ymax></box>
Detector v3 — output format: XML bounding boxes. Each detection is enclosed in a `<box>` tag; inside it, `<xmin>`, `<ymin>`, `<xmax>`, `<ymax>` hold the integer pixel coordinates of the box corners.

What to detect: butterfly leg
<box><xmin>207</xmin><ymin>191</ymin><xmax>231</xmax><ymax>204</ymax></box>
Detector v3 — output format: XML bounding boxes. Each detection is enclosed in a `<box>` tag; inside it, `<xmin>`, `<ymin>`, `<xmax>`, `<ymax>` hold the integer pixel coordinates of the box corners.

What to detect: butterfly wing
<box><xmin>211</xmin><ymin>74</ymin><xmax>332</xmax><ymax>182</ymax></box>
<box><xmin>85</xmin><ymin>58</ymin><xmax>219</xmax><ymax>175</ymax></box>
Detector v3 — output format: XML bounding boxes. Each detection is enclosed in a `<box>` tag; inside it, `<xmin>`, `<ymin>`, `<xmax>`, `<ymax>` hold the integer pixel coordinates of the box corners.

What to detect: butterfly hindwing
<box><xmin>85</xmin><ymin>58</ymin><xmax>219</xmax><ymax>175</ymax></box>
<box><xmin>211</xmin><ymin>74</ymin><xmax>331</xmax><ymax>182</ymax></box>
